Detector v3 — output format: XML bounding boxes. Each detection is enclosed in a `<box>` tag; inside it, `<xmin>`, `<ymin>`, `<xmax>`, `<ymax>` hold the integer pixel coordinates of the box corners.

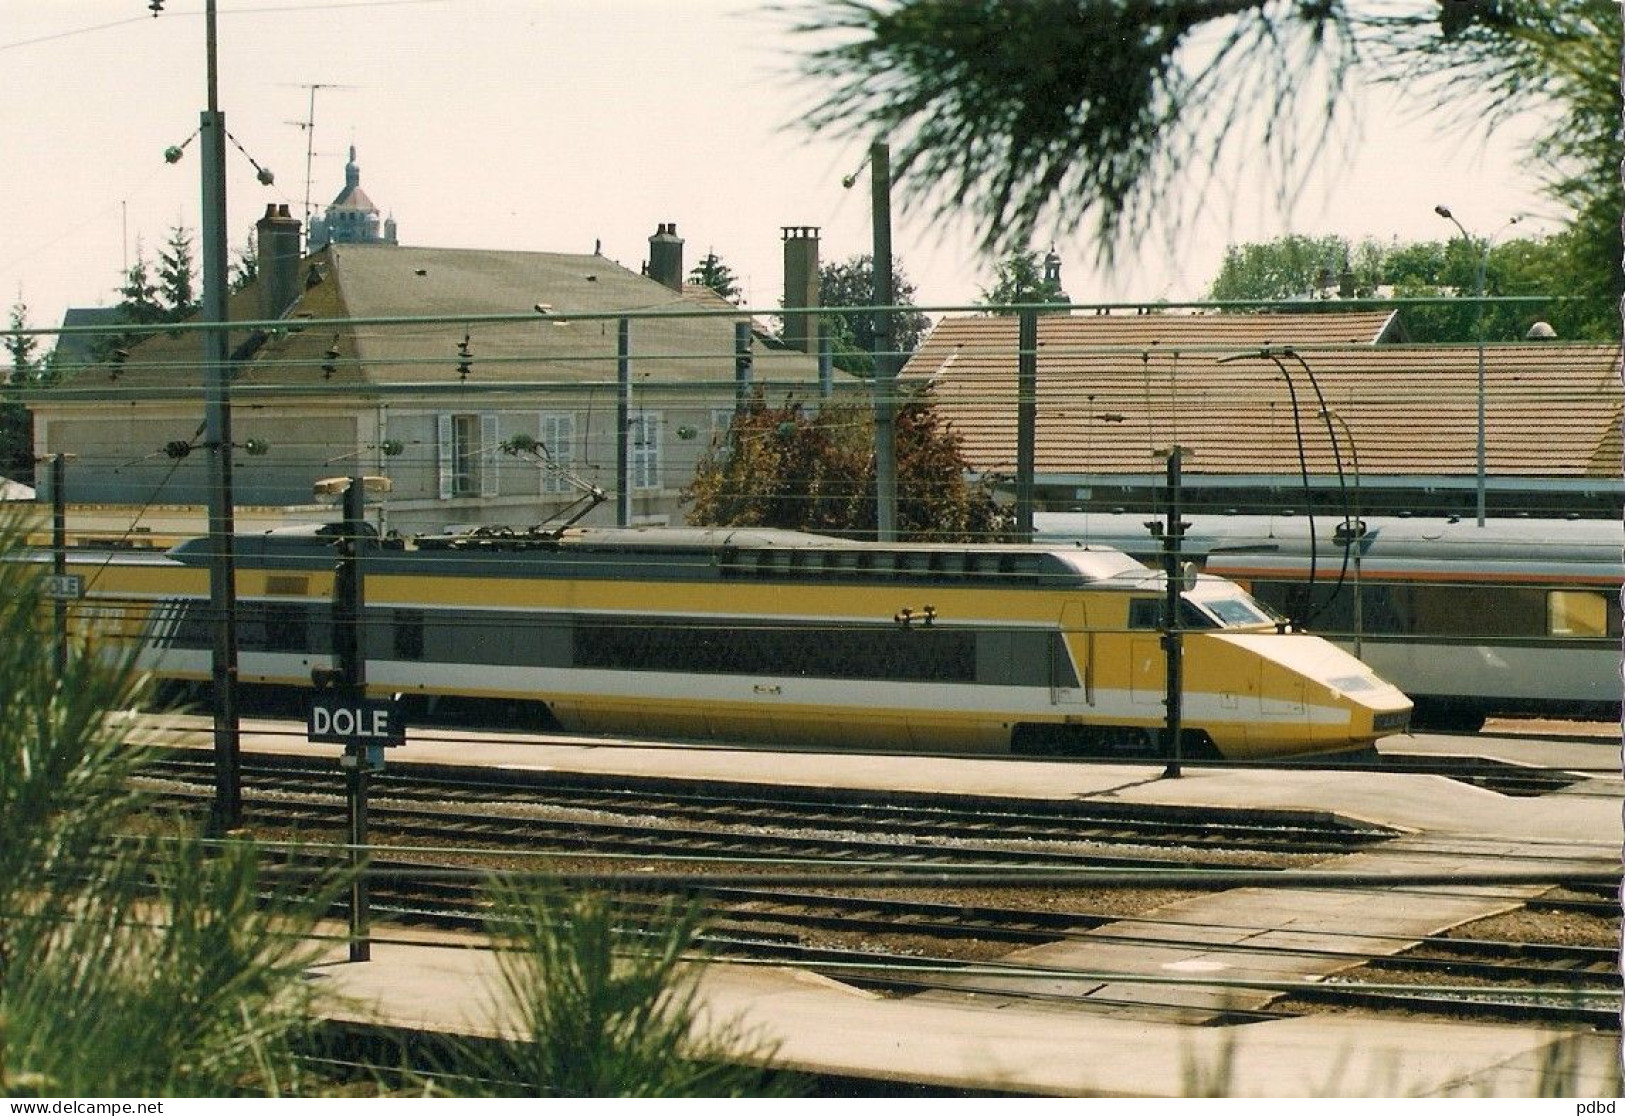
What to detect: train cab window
<box><xmin>1199</xmin><ymin>595</ymin><xmax>1275</xmax><ymax>627</ymax></box>
<box><xmin>1548</xmin><ymin>590</ymin><xmax>1615</xmax><ymax>638</ymax></box>
<box><xmin>1128</xmin><ymin>597</ymin><xmax>1217</xmax><ymax>630</ymax></box>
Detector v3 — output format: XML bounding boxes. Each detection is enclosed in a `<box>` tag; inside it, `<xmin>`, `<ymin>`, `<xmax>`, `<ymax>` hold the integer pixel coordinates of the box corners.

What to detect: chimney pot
<box><xmin>648</xmin><ymin>222</ymin><xmax>684</xmax><ymax>291</ymax></box>
<box><xmin>256</xmin><ymin>203</ymin><xmax>304</xmax><ymax>321</ymax></box>
<box><xmin>782</xmin><ymin>225</ymin><xmax>821</xmax><ymax>354</ymax></box>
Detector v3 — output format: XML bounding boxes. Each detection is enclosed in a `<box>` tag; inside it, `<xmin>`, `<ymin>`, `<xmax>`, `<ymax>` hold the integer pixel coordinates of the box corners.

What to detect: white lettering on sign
<box><xmin>307</xmin><ymin>697</ymin><xmax>405</xmax><ymax>746</ymax></box>
<box><xmin>42</xmin><ymin>575</ymin><xmax>84</xmax><ymax>600</ymax></box>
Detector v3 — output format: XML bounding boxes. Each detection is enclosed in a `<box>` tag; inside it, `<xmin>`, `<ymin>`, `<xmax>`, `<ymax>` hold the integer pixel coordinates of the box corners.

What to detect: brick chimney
<box><xmin>255</xmin><ymin>203</ymin><xmax>303</xmax><ymax>321</ymax></box>
<box><xmin>647</xmin><ymin>222</ymin><xmax>684</xmax><ymax>291</ymax></box>
<box><xmin>781</xmin><ymin>226</ymin><xmax>820</xmax><ymax>354</ymax></box>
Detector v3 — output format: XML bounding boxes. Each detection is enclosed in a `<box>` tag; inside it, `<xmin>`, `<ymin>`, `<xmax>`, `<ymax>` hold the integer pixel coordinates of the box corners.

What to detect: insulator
<box><xmin>164</xmin><ymin>440</ymin><xmax>192</xmax><ymax>460</ymax></box>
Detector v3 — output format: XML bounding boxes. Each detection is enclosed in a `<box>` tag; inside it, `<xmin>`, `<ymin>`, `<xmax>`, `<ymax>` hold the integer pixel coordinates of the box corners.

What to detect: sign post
<box><xmin>1160</xmin><ymin>447</ymin><xmax>1188</xmax><ymax>780</ymax></box>
<box><xmin>307</xmin><ymin>474</ymin><xmax>398</xmax><ymax>963</ymax></box>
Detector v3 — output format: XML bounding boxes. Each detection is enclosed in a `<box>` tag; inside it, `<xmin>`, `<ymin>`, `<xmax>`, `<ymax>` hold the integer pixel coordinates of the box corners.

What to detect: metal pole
<box><xmin>1434</xmin><ymin>206</ymin><xmax>1492</xmax><ymax>528</ymax></box>
<box><xmin>51</xmin><ymin>454</ymin><xmax>67</xmax><ymax>678</ymax></box>
<box><xmin>1015</xmin><ymin>309</ymin><xmax>1037</xmax><ymax>540</ymax></box>
<box><xmin>616</xmin><ymin>317</ymin><xmax>631</xmax><ymax>527</ymax></box>
<box><xmin>1161</xmin><ymin>448</ymin><xmax>1185</xmax><ymax>779</ymax></box>
<box><xmin>1473</xmin><ymin>253</ymin><xmax>1488</xmax><ymax>527</ymax></box>
<box><xmin>870</xmin><ymin>141</ymin><xmax>897</xmax><ymax>542</ymax></box>
<box><xmin>338</xmin><ymin>478</ymin><xmax>370</xmax><ymax>963</ymax></box>
<box><xmin>733</xmin><ymin>320</ymin><xmax>753</xmax><ymax>409</ymax></box>
<box><xmin>1322</xmin><ymin>410</ymin><xmax>1364</xmax><ymax>660</ymax></box>
<box><xmin>200</xmin><ymin>0</ymin><xmax>241</xmax><ymax>833</ymax></box>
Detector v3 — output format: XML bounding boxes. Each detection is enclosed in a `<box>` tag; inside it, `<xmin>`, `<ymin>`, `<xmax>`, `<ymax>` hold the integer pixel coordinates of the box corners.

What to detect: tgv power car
<box><xmin>56</xmin><ymin>525</ymin><xmax>1411</xmax><ymax>760</ymax></box>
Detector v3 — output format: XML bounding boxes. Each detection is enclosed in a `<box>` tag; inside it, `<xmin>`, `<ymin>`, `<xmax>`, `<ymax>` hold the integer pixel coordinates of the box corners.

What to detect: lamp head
<box><xmin>1433</xmin><ymin>204</ymin><xmax>1453</xmax><ymax>220</ymax></box>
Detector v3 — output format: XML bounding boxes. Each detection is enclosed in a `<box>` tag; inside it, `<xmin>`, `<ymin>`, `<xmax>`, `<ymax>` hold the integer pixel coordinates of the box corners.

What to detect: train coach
<box><xmin>51</xmin><ymin>525</ymin><xmax>1411</xmax><ymax>760</ymax></box>
<box><xmin>1035</xmin><ymin>512</ymin><xmax>1623</xmax><ymax>730</ymax></box>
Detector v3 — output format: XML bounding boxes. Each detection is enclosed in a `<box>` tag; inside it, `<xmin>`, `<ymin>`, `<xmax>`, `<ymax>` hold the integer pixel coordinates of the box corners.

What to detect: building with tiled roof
<box><xmin>31</xmin><ymin>215</ymin><xmax>835</xmax><ymax>533</ymax></box>
<box><xmin>902</xmin><ymin>310</ymin><xmax>1622</xmax><ymax>519</ymax></box>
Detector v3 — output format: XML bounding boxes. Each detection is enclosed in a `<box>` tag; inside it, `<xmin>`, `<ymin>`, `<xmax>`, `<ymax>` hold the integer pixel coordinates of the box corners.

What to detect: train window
<box><xmin>262</xmin><ymin>603</ymin><xmax>310</xmax><ymax>653</ymax></box>
<box><xmin>1200</xmin><ymin>595</ymin><xmax>1274</xmax><ymax>627</ymax></box>
<box><xmin>394</xmin><ymin>609</ymin><xmax>425</xmax><ymax>660</ymax></box>
<box><xmin>1128</xmin><ymin>598</ymin><xmax>1217</xmax><ymax>630</ymax></box>
<box><xmin>1548</xmin><ymin>590</ymin><xmax>1612</xmax><ymax>638</ymax></box>
<box><xmin>1414</xmin><ymin>585</ymin><xmax>1546</xmax><ymax>638</ymax></box>
<box><xmin>574</xmin><ymin>617</ymin><xmax>977</xmax><ymax>683</ymax></box>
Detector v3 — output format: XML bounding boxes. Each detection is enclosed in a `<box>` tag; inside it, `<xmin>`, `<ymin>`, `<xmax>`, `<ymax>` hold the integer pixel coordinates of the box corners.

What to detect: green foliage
<box><xmin>687</xmin><ymin>251</ymin><xmax>742</xmax><ymax>303</ymax></box>
<box><xmin>4</xmin><ymin>301</ymin><xmax>37</xmax><ymax>382</ymax></box>
<box><xmin>792</xmin><ymin>0</ymin><xmax>1619</xmax><ymax>330</ymax></box>
<box><xmin>978</xmin><ymin>250</ymin><xmax>1069</xmax><ymax>311</ymax></box>
<box><xmin>809</xmin><ymin>253</ymin><xmax>932</xmax><ymax>375</ymax></box>
<box><xmin>0</xmin><ymin>512</ymin><xmax>345</xmax><ymax>1096</ymax></box>
<box><xmin>157</xmin><ymin>226</ymin><xmax>199</xmax><ymax>320</ymax></box>
<box><xmin>469</xmin><ymin>881</ymin><xmax>795</xmax><ymax>1098</ymax></box>
<box><xmin>1367</xmin><ymin>0</ymin><xmax>1621</xmax><ymax>333</ymax></box>
<box><xmin>2</xmin><ymin>302</ymin><xmax>36</xmax><ymax>486</ymax></box>
<box><xmin>1205</xmin><ymin>235</ymin><xmax>1358</xmax><ymax>302</ymax></box>
<box><xmin>231</xmin><ymin>232</ymin><xmax>260</xmax><ymax>295</ymax></box>
<box><xmin>683</xmin><ymin>388</ymin><xmax>1015</xmax><ymax>541</ymax></box>
<box><xmin>795</xmin><ymin>0</ymin><xmax>1360</xmax><ymax>256</ymax></box>
<box><xmin>1205</xmin><ymin>231</ymin><xmax>1607</xmax><ymax>342</ymax></box>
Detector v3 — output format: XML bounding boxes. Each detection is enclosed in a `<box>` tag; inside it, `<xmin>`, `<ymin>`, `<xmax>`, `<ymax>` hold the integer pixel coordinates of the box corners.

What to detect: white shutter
<box><xmin>480</xmin><ymin>413</ymin><xmax>500</xmax><ymax>498</ymax></box>
<box><xmin>436</xmin><ymin>414</ymin><xmax>453</xmax><ymax>500</ymax></box>
<box><xmin>638</xmin><ymin>412</ymin><xmax>662</xmax><ymax>490</ymax></box>
<box><xmin>540</xmin><ymin>412</ymin><xmax>577</xmax><ymax>495</ymax></box>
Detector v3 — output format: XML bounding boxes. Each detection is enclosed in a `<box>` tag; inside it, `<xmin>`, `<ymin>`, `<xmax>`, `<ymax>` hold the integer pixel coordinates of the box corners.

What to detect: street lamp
<box><xmin>1433</xmin><ymin>205</ymin><xmax>1519</xmax><ymax>527</ymax></box>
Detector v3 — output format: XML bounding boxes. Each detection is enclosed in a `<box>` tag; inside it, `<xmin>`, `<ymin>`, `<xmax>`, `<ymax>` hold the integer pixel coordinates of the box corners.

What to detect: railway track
<box><xmin>138</xmin><ymin>751</ymin><xmax>1398</xmax><ymax>862</ymax></box>
<box><xmin>340</xmin><ymin>859</ymin><xmax>1621</xmax><ymax>1031</ymax></box>
<box><xmin>130</xmin><ymin>750</ymin><xmax>1619</xmax><ymax>1033</ymax></box>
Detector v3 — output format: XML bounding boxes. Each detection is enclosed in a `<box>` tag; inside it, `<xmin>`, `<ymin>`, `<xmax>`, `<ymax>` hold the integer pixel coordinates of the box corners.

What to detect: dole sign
<box><xmin>307</xmin><ymin>695</ymin><xmax>406</xmax><ymax>747</ymax></box>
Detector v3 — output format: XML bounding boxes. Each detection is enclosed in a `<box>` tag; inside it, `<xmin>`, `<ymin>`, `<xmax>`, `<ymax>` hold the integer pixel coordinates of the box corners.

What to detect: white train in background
<box><xmin>1035</xmin><ymin>512</ymin><xmax>1623</xmax><ymax>731</ymax></box>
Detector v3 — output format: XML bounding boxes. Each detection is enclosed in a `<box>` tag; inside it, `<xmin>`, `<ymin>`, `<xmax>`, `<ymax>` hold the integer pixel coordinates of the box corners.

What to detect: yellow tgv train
<box><xmin>55</xmin><ymin>525</ymin><xmax>1411</xmax><ymax>761</ymax></box>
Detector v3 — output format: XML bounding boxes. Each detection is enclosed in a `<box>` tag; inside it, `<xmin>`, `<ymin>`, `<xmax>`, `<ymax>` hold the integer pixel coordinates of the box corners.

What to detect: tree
<box><xmin>687</xmin><ymin>251</ymin><xmax>741</xmax><ymax>303</ymax></box>
<box><xmin>156</xmin><ymin>225</ymin><xmax>199</xmax><ymax>320</ymax></box>
<box><xmin>792</xmin><ymin>0</ymin><xmax>1620</xmax><ymax>327</ymax></box>
<box><xmin>1370</xmin><ymin>0</ymin><xmax>1621</xmax><ymax>337</ymax></box>
<box><xmin>1203</xmin><ymin>231</ymin><xmax>1605</xmax><ymax>342</ymax></box>
<box><xmin>467</xmin><ymin>882</ymin><xmax>795</xmax><ymax>1097</ymax></box>
<box><xmin>0</xmin><ymin>513</ymin><xmax>347</xmax><ymax>1095</ymax></box>
<box><xmin>978</xmin><ymin>250</ymin><xmax>1069</xmax><ymax>312</ymax></box>
<box><xmin>1205</xmin><ymin>235</ymin><xmax>1364</xmax><ymax>303</ymax></box>
<box><xmin>2</xmin><ymin>301</ymin><xmax>36</xmax><ymax>485</ymax></box>
<box><xmin>116</xmin><ymin>247</ymin><xmax>167</xmax><ymax>329</ymax></box>
<box><xmin>231</xmin><ymin>231</ymin><xmax>260</xmax><ymax>294</ymax></box>
<box><xmin>809</xmin><ymin>253</ymin><xmax>932</xmax><ymax>376</ymax></box>
<box><xmin>683</xmin><ymin>388</ymin><xmax>1014</xmax><ymax>541</ymax></box>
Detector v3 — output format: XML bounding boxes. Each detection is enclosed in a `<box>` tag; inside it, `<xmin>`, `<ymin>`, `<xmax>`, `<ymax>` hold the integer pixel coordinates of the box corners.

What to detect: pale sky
<box><xmin>1</xmin><ymin>0</ymin><xmax>1565</xmax><ymax>340</ymax></box>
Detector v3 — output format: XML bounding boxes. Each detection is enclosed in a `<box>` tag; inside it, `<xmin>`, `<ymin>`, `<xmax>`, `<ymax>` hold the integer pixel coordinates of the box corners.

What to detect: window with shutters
<box><xmin>437</xmin><ymin>413</ymin><xmax>499</xmax><ymax>499</ymax></box>
<box><xmin>630</xmin><ymin>412</ymin><xmax>661</xmax><ymax>491</ymax></box>
<box><xmin>539</xmin><ymin>412</ymin><xmax>577</xmax><ymax>495</ymax></box>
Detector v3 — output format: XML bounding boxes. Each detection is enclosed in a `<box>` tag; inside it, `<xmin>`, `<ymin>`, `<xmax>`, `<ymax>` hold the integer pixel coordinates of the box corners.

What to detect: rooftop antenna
<box><xmin>284</xmin><ymin>83</ymin><xmax>355</xmax><ymax>251</ymax></box>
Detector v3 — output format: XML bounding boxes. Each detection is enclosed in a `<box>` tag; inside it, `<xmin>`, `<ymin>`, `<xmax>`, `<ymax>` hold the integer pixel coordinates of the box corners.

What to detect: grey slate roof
<box><xmin>65</xmin><ymin>243</ymin><xmax>824</xmax><ymax>391</ymax></box>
